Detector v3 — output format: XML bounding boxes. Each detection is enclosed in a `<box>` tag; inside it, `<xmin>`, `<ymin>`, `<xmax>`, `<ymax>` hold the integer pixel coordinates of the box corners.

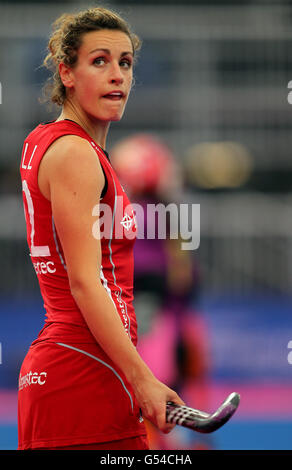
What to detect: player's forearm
<box><xmin>71</xmin><ymin>279</ymin><xmax>154</xmax><ymax>385</ymax></box>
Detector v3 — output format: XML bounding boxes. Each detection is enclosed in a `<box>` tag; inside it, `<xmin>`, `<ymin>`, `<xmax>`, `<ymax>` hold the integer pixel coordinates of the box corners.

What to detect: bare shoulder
<box><xmin>39</xmin><ymin>134</ymin><xmax>104</xmax><ymax>199</ymax></box>
<box><xmin>43</xmin><ymin>134</ymin><xmax>99</xmax><ymax>172</ymax></box>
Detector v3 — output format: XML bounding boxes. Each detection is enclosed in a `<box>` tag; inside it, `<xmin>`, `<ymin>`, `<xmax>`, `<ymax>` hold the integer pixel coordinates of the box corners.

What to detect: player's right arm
<box><xmin>38</xmin><ymin>135</ymin><xmax>184</xmax><ymax>433</ymax></box>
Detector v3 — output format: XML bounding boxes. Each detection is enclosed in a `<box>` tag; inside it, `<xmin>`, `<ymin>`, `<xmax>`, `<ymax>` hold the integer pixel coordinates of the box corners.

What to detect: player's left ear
<box><xmin>59</xmin><ymin>62</ymin><xmax>74</xmax><ymax>89</ymax></box>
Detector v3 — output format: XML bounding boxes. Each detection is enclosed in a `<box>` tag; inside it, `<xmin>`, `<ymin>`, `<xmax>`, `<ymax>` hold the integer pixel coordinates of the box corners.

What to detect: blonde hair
<box><xmin>41</xmin><ymin>7</ymin><xmax>142</xmax><ymax>106</ymax></box>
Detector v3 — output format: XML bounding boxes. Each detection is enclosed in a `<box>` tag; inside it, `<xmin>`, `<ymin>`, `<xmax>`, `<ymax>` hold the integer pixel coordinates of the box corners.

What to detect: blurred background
<box><xmin>1</xmin><ymin>0</ymin><xmax>292</xmax><ymax>450</ymax></box>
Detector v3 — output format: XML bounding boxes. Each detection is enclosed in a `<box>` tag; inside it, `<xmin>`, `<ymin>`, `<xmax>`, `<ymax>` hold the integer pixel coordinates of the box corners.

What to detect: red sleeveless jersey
<box><xmin>20</xmin><ymin>120</ymin><xmax>138</xmax><ymax>347</ymax></box>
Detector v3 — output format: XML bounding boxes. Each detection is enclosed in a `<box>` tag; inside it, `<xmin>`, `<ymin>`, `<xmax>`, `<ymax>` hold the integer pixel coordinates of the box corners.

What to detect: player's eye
<box><xmin>93</xmin><ymin>57</ymin><xmax>106</xmax><ymax>66</ymax></box>
<box><xmin>120</xmin><ymin>58</ymin><xmax>132</xmax><ymax>69</ymax></box>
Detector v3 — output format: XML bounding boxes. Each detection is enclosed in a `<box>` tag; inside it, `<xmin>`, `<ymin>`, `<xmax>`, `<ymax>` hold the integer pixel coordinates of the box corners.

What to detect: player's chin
<box><xmin>110</xmin><ymin>107</ymin><xmax>126</xmax><ymax>122</ymax></box>
<box><xmin>90</xmin><ymin>103</ymin><xmax>125</xmax><ymax>123</ymax></box>
<box><xmin>108</xmin><ymin>103</ymin><xmax>127</xmax><ymax>121</ymax></box>
<box><xmin>110</xmin><ymin>114</ymin><xmax>124</xmax><ymax>122</ymax></box>
<box><xmin>99</xmin><ymin>109</ymin><xmax>125</xmax><ymax>122</ymax></box>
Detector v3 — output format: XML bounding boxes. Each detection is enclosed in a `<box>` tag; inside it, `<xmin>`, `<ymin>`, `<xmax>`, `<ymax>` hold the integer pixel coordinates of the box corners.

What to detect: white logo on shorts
<box><xmin>18</xmin><ymin>371</ymin><xmax>47</xmax><ymax>390</ymax></box>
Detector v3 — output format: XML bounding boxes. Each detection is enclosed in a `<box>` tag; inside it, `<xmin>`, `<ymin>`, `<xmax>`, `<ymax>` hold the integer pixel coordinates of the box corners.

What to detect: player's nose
<box><xmin>109</xmin><ymin>61</ymin><xmax>124</xmax><ymax>85</ymax></box>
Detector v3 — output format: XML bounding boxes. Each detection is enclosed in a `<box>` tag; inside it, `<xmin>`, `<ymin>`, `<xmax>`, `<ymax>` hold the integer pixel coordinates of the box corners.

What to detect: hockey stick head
<box><xmin>196</xmin><ymin>391</ymin><xmax>240</xmax><ymax>433</ymax></box>
<box><xmin>166</xmin><ymin>392</ymin><xmax>240</xmax><ymax>434</ymax></box>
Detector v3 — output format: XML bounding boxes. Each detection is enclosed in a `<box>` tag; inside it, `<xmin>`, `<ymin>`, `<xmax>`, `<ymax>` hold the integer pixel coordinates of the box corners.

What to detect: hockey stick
<box><xmin>166</xmin><ymin>392</ymin><xmax>240</xmax><ymax>433</ymax></box>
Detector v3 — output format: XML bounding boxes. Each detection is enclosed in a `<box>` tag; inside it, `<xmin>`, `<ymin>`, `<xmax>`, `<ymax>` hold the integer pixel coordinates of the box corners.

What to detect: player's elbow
<box><xmin>69</xmin><ymin>273</ymin><xmax>102</xmax><ymax>301</ymax></box>
<box><xmin>69</xmin><ymin>278</ymin><xmax>86</xmax><ymax>300</ymax></box>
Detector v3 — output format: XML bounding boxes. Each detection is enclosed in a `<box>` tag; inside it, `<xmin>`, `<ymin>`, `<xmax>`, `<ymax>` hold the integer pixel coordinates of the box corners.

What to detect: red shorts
<box><xmin>18</xmin><ymin>340</ymin><xmax>148</xmax><ymax>450</ymax></box>
<box><xmin>39</xmin><ymin>435</ymin><xmax>149</xmax><ymax>450</ymax></box>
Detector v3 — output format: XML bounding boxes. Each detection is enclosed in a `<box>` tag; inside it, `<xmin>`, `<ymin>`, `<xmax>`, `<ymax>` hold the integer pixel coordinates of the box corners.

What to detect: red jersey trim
<box><xmin>56</xmin><ymin>342</ymin><xmax>134</xmax><ymax>411</ymax></box>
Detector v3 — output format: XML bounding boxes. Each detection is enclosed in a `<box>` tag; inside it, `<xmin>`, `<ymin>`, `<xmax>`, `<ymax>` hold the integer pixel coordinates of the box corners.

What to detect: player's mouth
<box><xmin>102</xmin><ymin>91</ymin><xmax>125</xmax><ymax>101</ymax></box>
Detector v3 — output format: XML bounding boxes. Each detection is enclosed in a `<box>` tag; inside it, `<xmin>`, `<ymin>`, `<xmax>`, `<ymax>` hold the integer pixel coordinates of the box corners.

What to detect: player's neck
<box><xmin>56</xmin><ymin>100</ymin><xmax>110</xmax><ymax>150</ymax></box>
